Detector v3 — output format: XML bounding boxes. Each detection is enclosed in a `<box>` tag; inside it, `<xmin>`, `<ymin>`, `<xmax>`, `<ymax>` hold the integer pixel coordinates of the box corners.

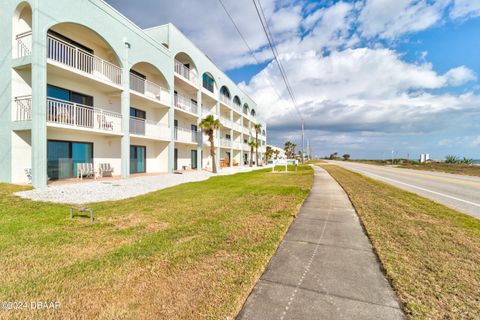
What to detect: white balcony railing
<box><xmin>14</xmin><ymin>96</ymin><xmax>32</xmax><ymax>121</ymax></box>
<box><xmin>202</xmin><ymin>106</ymin><xmax>216</xmax><ymax>115</ymax></box>
<box><xmin>232</xmin><ymin>141</ymin><xmax>242</xmax><ymax>149</ymax></box>
<box><xmin>220</xmin><ymin>116</ymin><xmax>232</xmax><ymax>128</ymax></box>
<box><xmin>220</xmin><ymin>94</ymin><xmax>231</xmax><ymax>106</ymax></box>
<box><xmin>15</xmin><ymin>31</ymin><xmax>32</xmax><ymax>58</ymax></box>
<box><xmin>47</xmin><ymin>97</ymin><xmax>122</xmax><ymax>134</ymax></box>
<box><xmin>47</xmin><ymin>34</ymin><xmax>122</xmax><ymax>86</ymax></box>
<box><xmin>220</xmin><ymin>138</ymin><xmax>232</xmax><ymax>148</ymax></box>
<box><xmin>129</xmin><ymin>73</ymin><xmax>170</xmax><ymax>105</ymax></box>
<box><xmin>243</xmin><ymin>127</ymin><xmax>250</xmax><ymax>135</ymax></box>
<box><xmin>174</xmin><ymin>93</ymin><xmax>198</xmax><ymax>114</ymax></box>
<box><xmin>174</xmin><ymin>60</ymin><xmax>197</xmax><ymax>84</ymax></box>
<box><xmin>232</xmin><ymin>103</ymin><xmax>242</xmax><ymax>114</ymax></box>
<box><xmin>174</xmin><ymin>126</ymin><xmax>200</xmax><ymax>144</ymax></box>
<box><xmin>232</xmin><ymin>123</ymin><xmax>242</xmax><ymax>132</ymax></box>
<box><xmin>130</xmin><ymin>117</ymin><xmax>171</xmax><ymax>140</ymax></box>
<box><xmin>243</xmin><ymin>143</ymin><xmax>250</xmax><ymax>152</ymax></box>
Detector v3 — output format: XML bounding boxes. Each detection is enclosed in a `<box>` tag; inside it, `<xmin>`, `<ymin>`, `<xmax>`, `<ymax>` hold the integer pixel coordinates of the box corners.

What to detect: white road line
<box><xmin>357</xmin><ymin>170</ymin><xmax>480</xmax><ymax>208</ymax></box>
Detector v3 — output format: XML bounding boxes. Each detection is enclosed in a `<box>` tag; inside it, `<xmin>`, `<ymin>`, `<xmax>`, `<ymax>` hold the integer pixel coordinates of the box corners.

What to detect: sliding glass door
<box><xmin>47</xmin><ymin>140</ymin><xmax>93</xmax><ymax>180</ymax></box>
<box><xmin>130</xmin><ymin>145</ymin><xmax>146</xmax><ymax>174</ymax></box>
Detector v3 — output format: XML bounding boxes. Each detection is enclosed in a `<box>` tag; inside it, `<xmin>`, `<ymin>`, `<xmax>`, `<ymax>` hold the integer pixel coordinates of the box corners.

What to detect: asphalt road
<box><xmin>328</xmin><ymin>161</ymin><xmax>480</xmax><ymax>219</ymax></box>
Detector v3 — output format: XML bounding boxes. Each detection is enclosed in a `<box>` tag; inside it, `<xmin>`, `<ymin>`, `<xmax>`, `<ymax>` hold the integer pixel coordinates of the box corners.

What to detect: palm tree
<box><xmin>248</xmin><ymin>140</ymin><xmax>257</xmax><ymax>167</ymax></box>
<box><xmin>199</xmin><ymin>115</ymin><xmax>220</xmax><ymax>173</ymax></box>
<box><xmin>254</xmin><ymin>124</ymin><xmax>262</xmax><ymax>166</ymax></box>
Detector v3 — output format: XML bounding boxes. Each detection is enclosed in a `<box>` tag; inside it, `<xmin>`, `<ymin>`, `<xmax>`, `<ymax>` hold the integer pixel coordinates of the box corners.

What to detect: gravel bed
<box><xmin>15</xmin><ymin>166</ymin><xmax>268</xmax><ymax>204</ymax></box>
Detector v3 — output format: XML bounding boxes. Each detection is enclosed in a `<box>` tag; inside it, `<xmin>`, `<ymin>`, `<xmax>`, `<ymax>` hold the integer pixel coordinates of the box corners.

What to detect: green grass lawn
<box><xmin>0</xmin><ymin>167</ymin><xmax>312</xmax><ymax>320</ymax></box>
<box><xmin>320</xmin><ymin>164</ymin><xmax>480</xmax><ymax>319</ymax></box>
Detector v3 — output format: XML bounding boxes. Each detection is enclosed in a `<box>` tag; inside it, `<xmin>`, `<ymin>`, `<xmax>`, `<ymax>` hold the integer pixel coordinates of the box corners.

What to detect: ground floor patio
<box><xmin>15</xmin><ymin>165</ymin><xmax>270</xmax><ymax>204</ymax></box>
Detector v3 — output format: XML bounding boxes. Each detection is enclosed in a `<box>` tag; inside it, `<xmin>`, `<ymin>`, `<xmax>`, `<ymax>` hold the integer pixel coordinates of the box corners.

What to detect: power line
<box><xmin>217</xmin><ymin>0</ymin><xmax>290</xmax><ymax>108</ymax></box>
<box><xmin>217</xmin><ymin>0</ymin><xmax>306</xmax><ymax>161</ymax></box>
<box><xmin>252</xmin><ymin>0</ymin><xmax>305</xmax><ymax>162</ymax></box>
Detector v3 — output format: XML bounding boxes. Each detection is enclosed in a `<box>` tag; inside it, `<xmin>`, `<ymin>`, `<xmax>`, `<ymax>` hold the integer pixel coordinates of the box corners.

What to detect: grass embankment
<box><xmin>0</xmin><ymin>167</ymin><xmax>313</xmax><ymax>320</ymax></box>
<box><xmin>398</xmin><ymin>162</ymin><xmax>480</xmax><ymax>177</ymax></box>
<box><xmin>320</xmin><ymin>165</ymin><xmax>480</xmax><ymax>319</ymax></box>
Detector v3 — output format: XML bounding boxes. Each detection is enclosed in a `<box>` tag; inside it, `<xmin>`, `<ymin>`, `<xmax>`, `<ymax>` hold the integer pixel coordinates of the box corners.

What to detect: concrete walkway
<box><xmin>237</xmin><ymin>166</ymin><xmax>405</xmax><ymax>320</ymax></box>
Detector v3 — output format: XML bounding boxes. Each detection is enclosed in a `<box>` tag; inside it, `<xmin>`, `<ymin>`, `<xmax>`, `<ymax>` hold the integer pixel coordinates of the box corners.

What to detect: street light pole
<box><xmin>301</xmin><ymin>120</ymin><xmax>305</xmax><ymax>164</ymax></box>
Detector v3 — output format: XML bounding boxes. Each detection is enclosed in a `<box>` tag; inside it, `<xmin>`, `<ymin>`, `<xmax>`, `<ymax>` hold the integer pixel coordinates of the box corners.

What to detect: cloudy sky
<box><xmin>106</xmin><ymin>0</ymin><xmax>480</xmax><ymax>160</ymax></box>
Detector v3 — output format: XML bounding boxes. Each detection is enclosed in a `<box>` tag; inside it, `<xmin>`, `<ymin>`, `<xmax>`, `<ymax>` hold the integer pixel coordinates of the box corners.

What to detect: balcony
<box><xmin>130</xmin><ymin>117</ymin><xmax>170</xmax><ymax>140</ymax></box>
<box><xmin>243</xmin><ymin>127</ymin><xmax>250</xmax><ymax>135</ymax></box>
<box><xmin>202</xmin><ymin>105</ymin><xmax>216</xmax><ymax>115</ymax></box>
<box><xmin>130</xmin><ymin>73</ymin><xmax>170</xmax><ymax>105</ymax></box>
<box><xmin>14</xmin><ymin>96</ymin><xmax>122</xmax><ymax>134</ymax></box>
<box><xmin>174</xmin><ymin>93</ymin><xmax>198</xmax><ymax>115</ymax></box>
<box><xmin>220</xmin><ymin>116</ymin><xmax>232</xmax><ymax>128</ymax></box>
<box><xmin>174</xmin><ymin>126</ymin><xmax>200</xmax><ymax>144</ymax></box>
<box><xmin>15</xmin><ymin>31</ymin><xmax>32</xmax><ymax>58</ymax></box>
<box><xmin>232</xmin><ymin>122</ymin><xmax>242</xmax><ymax>132</ymax></box>
<box><xmin>14</xmin><ymin>96</ymin><xmax>32</xmax><ymax>121</ymax></box>
<box><xmin>220</xmin><ymin>94</ymin><xmax>231</xmax><ymax>106</ymax></box>
<box><xmin>232</xmin><ymin>141</ymin><xmax>242</xmax><ymax>150</ymax></box>
<box><xmin>243</xmin><ymin>143</ymin><xmax>250</xmax><ymax>152</ymax></box>
<box><xmin>220</xmin><ymin>138</ymin><xmax>232</xmax><ymax>148</ymax></box>
<box><xmin>174</xmin><ymin>60</ymin><xmax>197</xmax><ymax>85</ymax></box>
<box><xmin>47</xmin><ymin>34</ymin><xmax>122</xmax><ymax>86</ymax></box>
<box><xmin>46</xmin><ymin>97</ymin><xmax>122</xmax><ymax>134</ymax></box>
<box><xmin>232</xmin><ymin>103</ymin><xmax>242</xmax><ymax>114</ymax></box>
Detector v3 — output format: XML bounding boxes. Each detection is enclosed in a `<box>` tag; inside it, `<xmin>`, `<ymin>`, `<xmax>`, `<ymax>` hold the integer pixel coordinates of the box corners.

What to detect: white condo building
<box><xmin>0</xmin><ymin>0</ymin><xmax>267</xmax><ymax>188</ymax></box>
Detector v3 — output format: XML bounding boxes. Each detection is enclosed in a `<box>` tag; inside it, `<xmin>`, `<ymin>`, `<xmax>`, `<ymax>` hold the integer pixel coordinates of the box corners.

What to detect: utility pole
<box><xmin>301</xmin><ymin>120</ymin><xmax>305</xmax><ymax>164</ymax></box>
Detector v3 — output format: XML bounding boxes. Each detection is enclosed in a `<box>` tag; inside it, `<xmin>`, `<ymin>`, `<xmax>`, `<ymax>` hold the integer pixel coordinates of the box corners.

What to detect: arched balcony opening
<box><xmin>47</xmin><ymin>22</ymin><xmax>122</xmax><ymax>86</ymax></box>
<box><xmin>12</xmin><ymin>2</ymin><xmax>32</xmax><ymax>58</ymax></box>
<box><xmin>220</xmin><ymin>86</ymin><xmax>231</xmax><ymax>105</ymax></box>
<box><xmin>174</xmin><ymin>52</ymin><xmax>198</xmax><ymax>84</ymax></box>
<box><xmin>202</xmin><ymin>72</ymin><xmax>216</xmax><ymax>94</ymax></box>
<box><xmin>130</xmin><ymin>62</ymin><xmax>170</xmax><ymax>105</ymax></box>
<box><xmin>243</xmin><ymin>103</ymin><xmax>249</xmax><ymax>116</ymax></box>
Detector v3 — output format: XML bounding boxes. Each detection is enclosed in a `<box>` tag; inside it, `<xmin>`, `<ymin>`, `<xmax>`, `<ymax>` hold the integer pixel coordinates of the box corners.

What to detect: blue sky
<box><xmin>106</xmin><ymin>0</ymin><xmax>480</xmax><ymax>160</ymax></box>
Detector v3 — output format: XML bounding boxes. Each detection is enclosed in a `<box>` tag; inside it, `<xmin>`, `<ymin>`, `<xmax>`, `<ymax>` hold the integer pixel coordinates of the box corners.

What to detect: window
<box><xmin>226</xmin><ymin>134</ymin><xmax>231</xmax><ymax>140</ymax></box>
<box><xmin>130</xmin><ymin>107</ymin><xmax>146</xmax><ymax>119</ymax></box>
<box><xmin>47</xmin><ymin>140</ymin><xmax>93</xmax><ymax>180</ymax></box>
<box><xmin>202</xmin><ymin>73</ymin><xmax>215</xmax><ymax>93</ymax></box>
<box><xmin>47</xmin><ymin>85</ymin><xmax>93</xmax><ymax>106</ymax></box>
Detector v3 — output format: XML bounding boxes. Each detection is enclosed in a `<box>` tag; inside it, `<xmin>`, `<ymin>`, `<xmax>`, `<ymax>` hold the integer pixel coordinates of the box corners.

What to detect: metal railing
<box><xmin>14</xmin><ymin>96</ymin><xmax>32</xmax><ymax>121</ymax></box>
<box><xmin>130</xmin><ymin>117</ymin><xmax>171</xmax><ymax>139</ymax></box>
<box><xmin>174</xmin><ymin>126</ymin><xmax>201</xmax><ymax>144</ymax></box>
<box><xmin>174</xmin><ymin>60</ymin><xmax>197</xmax><ymax>84</ymax></box>
<box><xmin>232</xmin><ymin>123</ymin><xmax>242</xmax><ymax>132</ymax></box>
<box><xmin>220</xmin><ymin>116</ymin><xmax>232</xmax><ymax>128</ymax></box>
<box><xmin>129</xmin><ymin>73</ymin><xmax>170</xmax><ymax>104</ymax></box>
<box><xmin>220</xmin><ymin>138</ymin><xmax>232</xmax><ymax>148</ymax></box>
<box><xmin>174</xmin><ymin>93</ymin><xmax>198</xmax><ymax>114</ymax></box>
<box><xmin>15</xmin><ymin>31</ymin><xmax>32</xmax><ymax>58</ymax></box>
<box><xmin>47</xmin><ymin>34</ymin><xmax>122</xmax><ymax>85</ymax></box>
<box><xmin>202</xmin><ymin>106</ymin><xmax>216</xmax><ymax>115</ymax></box>
<box><xmin>220</xmin><ymin>94</ymin><xmax>230</xmax><ymax>105</ymax></box>
<box><xmin>47</xmin><ymin>97</ymin><xmax>122</xmax><ymax>133</ymax></box>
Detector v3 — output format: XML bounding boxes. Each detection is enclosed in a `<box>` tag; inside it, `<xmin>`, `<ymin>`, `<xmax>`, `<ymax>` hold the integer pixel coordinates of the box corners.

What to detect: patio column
<box><xmin>167</xmin><ymin>70</ymin><xmax>175</xmax><ymax>173</ymax></box>
<box><xmin>31</xmin><ymin>7</ymin><xmax>48</xmax><ymax>188</ymax></box>
<box><xmin>216</xmin><ymin>100</ymin><xmax>221</xmax><ymax>171</ymax></box>
<box><xmin>0</xmin><ymin>4</ymin><xmax>12</xmax><ymax>184</ymax></box>
<box><xmin>120</xmin><ymin>40</ymin><xmax>131</xmax><ymax>179</ymax></box>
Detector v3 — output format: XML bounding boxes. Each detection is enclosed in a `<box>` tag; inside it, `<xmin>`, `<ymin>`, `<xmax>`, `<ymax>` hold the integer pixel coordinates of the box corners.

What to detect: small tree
<box><xmin>265</xmin><ymin>146</ymin><xmax>273</xmax><ymax>161</ymax></box>
<box><xmin>254</xmin><ymin>124</ymin><xmax>262</xmax><ymax>166</ymax></box>
<box><xmin>342</xmin><ymin>154</ymin><xmax>350</xmax><ymax>161</ymax></box>
<box><xmin>199</xmin><ymin>115</ymin><xmax>220</xmax><ymax>173</ymax></box>
<box><xmin>248</xmin><ymin>140</ymin><xmax>257</xmax><ymax>167</ymax></box>
<box><xmin>274</xmin><ymin>149</ymin><xmax>280</xmax><ymax>159</ymax></box>
<box><xmin>284</xmin><ymin>141</ymin><xmax>296</xmax><ymax>159</ymax></box>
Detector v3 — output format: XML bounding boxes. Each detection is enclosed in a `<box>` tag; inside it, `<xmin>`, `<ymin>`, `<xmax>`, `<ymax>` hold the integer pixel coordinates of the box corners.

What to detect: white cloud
<box><xmin>242</xmin><ymin>48</ymin><xmax>480</xmax><ymax>136</ymax></box>
<box><xmin>450</xmin><ymin>0</ymin><xmax>480</xmax><ymax>19</ymax></box>
<box><xmin>358</xmin><ymin>0</ymin><xmax>450</xmax><ymax>39</ymax></box>
<box><xmin>444</xmin><ymin>66</ymin><xmax>477</xmax><ymax>86</ymax></box>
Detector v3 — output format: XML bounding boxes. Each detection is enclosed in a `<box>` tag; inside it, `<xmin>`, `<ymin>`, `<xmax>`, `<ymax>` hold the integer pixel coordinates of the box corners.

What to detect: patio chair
<box><xmin>97</xmin><ymin>114</ymin><xmax>114</xmax><ymax>131</ymax></box>
<box><xmin>98</xmin><ymin>163</ymin><xmax>114</xmax><ymax>177</ymax></box>
<box><xmin>77</xmin><ymin>163</ymin><xmax>96</xmax><ymax>180</ymax></box>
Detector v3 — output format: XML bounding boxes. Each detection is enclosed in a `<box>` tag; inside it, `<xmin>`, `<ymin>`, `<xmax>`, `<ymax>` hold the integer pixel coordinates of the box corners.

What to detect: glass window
<box><xmin>202</xmin><ymin>73</ymin><xmax>215</xmax><ymax>93</ymax></box>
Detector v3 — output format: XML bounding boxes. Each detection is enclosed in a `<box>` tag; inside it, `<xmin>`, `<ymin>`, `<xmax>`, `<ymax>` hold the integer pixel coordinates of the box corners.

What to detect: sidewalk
<box><xmin>237</xmin><ymin>166</ymin><xmax>405</xmax><ymax>320</ymax></box>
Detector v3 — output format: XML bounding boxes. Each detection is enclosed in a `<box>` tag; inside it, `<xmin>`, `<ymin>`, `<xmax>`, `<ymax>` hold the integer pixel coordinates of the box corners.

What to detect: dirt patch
<box><xmin>107</xmin><ymin>213</ymin><xmax>169</xmax><ymax>233</ymax></box>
